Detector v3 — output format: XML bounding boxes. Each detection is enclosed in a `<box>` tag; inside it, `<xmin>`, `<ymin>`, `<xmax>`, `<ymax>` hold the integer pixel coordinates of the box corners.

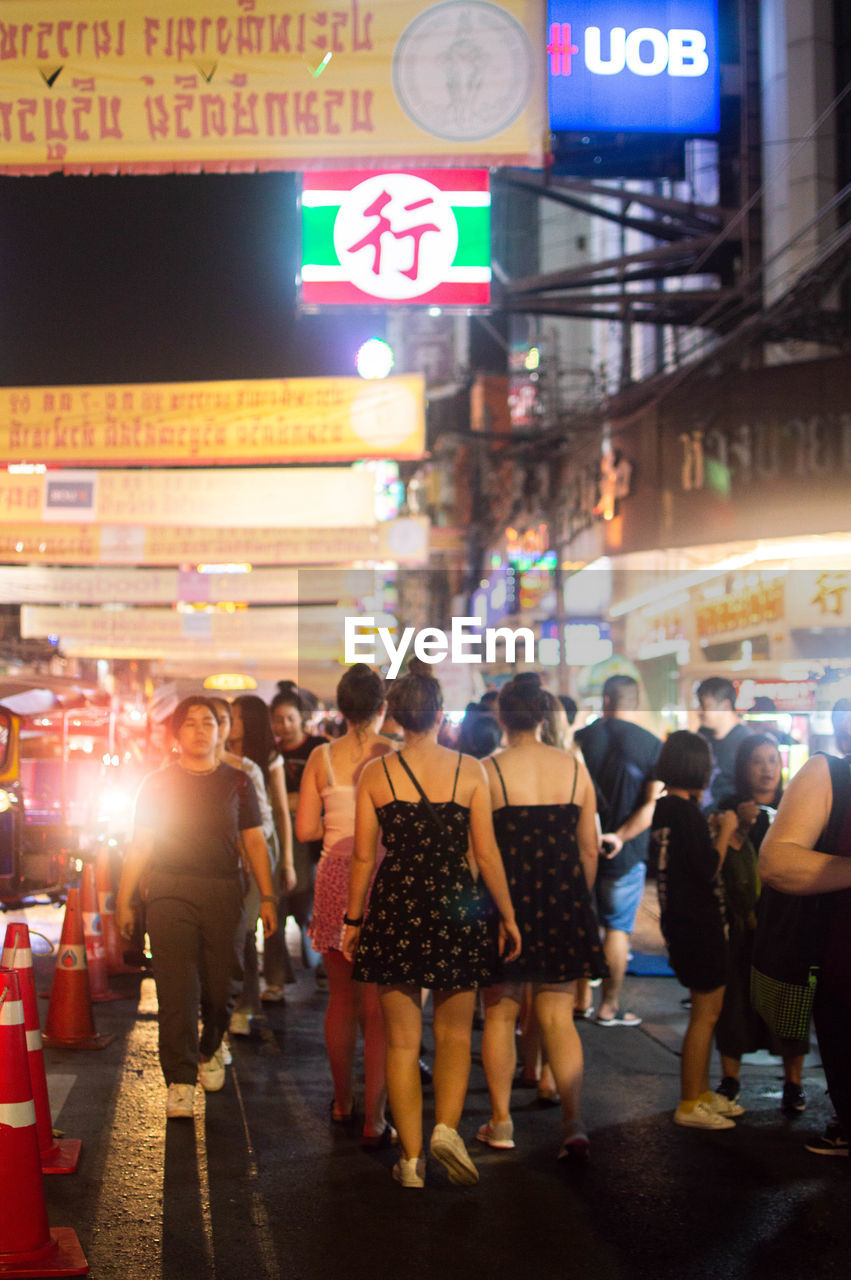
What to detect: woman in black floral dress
<box><xmin>479</xmin><ymin>673</ymin><xmax>606</xmax><ymax>1160</ymax></box>
<box><xmin>343</xmin><ymin>672</ymin><xmax>520</xmax><ymax>1189</ymax></box>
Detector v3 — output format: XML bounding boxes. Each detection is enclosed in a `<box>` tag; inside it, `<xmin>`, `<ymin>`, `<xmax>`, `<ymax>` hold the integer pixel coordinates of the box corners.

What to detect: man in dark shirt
<box><xmin>697</xmin><ymin>676</ymin><xmax>752</xmax><ymax>811</ymax></box>
<box><xmin>266</xmin><ymin>684</ymin><xmax>326</xmax><ymax>991</ymax></box>
<box><xmin>575</xmin><ymin>676</ymin><xmax>662</xmax><ymax>1026</ymax></box>
<box><xmin>116</xmin><ymin>697</ymin><xmax>277</xmax><ymax>1121</ymax></box>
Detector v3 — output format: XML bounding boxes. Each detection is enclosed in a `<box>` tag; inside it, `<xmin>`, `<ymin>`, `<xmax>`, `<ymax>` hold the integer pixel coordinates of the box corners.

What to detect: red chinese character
<box><xmin>347</xmin><ymin>192</ymin><xmax>439</xmax><ymax>280</ymax></box>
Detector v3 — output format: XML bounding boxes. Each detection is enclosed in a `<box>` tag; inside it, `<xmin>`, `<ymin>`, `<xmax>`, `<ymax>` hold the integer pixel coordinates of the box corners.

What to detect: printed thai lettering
<box><xmin>144</xmin><ymin>5</ymin><xmax>373</xmax><ymax>61</ymax></box>
<box><xmin>147</xmin><ymin>87</ymin><xmax>372</xmax><ymax>140</ymax></box>
<box><xmin>0</xmin><ymin>94</ymin><xmax>122</xmax><ymax>144</ymax></box>
<box><xmin>0</xmin><ymin>19</ymin><xmax>125</xmax><ymax>61</ymax></box>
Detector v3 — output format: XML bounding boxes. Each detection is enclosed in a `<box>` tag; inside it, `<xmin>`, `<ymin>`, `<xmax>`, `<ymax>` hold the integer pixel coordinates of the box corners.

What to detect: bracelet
<box><xmin>342</xmin><ymin>913</ymin><xmax>363</xmax><ymax>927</ymax></box>
<box><xmin>261</xmin><ymin>895</ymin><xmax>278</xmax><ymax>904</ymax></box>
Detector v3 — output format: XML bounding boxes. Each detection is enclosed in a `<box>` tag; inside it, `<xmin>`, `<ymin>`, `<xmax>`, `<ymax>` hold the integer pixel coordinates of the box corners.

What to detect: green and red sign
<box><xmin>300</xmin><ymin>169</ymin><xmax>491</xmax><ymax>307</ymax></box>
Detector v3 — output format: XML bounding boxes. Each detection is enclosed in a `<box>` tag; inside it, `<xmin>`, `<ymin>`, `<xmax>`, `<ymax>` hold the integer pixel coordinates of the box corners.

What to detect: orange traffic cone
<box><xmin>96</xmin><ymin>845</ymin><xmax>143</xmax><ymax>976</ymax></box>
<box><xmin>0</xmin><ymin>968</ymin><xmax>89</xmax><ymax>1276</ymax></box>
<box><xmin>1</xmin><ymin>923</ymin><xmax>82</xmax><ymax>1176</ymax></box>
<box><xmin>79</xmin><ymin>865</ymin><xmax>124</xmax><ymax>1002</ymax></box>
<box><xmin>42</xmin><ymin>889</ymin><xmax>115</xmax><ymax>1051</ymax></box>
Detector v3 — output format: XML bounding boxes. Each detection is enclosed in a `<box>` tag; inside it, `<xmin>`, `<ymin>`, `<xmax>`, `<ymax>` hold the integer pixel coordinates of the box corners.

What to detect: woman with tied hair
<box><xmin>480</xmin><ymin>672</ymin><xmax>606</xmax><ymax>1160</ymax></box>
<box><xmin>296</xmin><ymin>664</ymin><xmax>394</xmax><ymax>1146</ymax></box>
<box><xmin>343</xmin><ymin>671</ymin><xmax>521</xmax><ymax>1189</ymax></box>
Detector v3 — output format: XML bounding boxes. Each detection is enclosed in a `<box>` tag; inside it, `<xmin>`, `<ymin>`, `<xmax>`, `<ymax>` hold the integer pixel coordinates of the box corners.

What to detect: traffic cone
<box><xmin>79</xmin><ymin>865</ymin><xmax>124</xmax><ymax>1002</ymax></box>
<box><xmin>0</xmin><ymin>967</ymin><xmax>89</xmax><ymax>1276</ymax></box>
<box><xmin>1</xmin><ymin>923</ymin><xmax>82</xmax><ymax>1175</ymax></box>
<box><xmin>42</xmin><ymin>889</ymin><xmax>116</xmax><ymax>1051</ymax></box>
<box><xmin>96</xmin><ymin>845</ymin><xmax>143</xmax><ymax>976</ymax></box>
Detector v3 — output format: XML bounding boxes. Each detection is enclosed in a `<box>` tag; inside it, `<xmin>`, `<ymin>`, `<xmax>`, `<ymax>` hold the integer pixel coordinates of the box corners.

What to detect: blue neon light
<box><xmin>548</xmin><ymin>0</ymin><xmax>720</xmax><ymax>134</ymax></box>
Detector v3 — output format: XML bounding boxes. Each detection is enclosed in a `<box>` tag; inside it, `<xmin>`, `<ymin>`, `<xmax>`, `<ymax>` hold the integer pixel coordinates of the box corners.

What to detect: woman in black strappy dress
<box><xmin>480</xmin><ymin>673</ymin><xmax>606</xmax><ymax>1160</ymax></box>
<box><xmin>343</xmin><ymin>672</ymin><xmax>521</xmax><ymax>1189</ymax></box>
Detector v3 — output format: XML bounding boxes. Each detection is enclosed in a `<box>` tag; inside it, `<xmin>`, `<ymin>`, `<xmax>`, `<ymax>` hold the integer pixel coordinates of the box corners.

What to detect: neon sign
<box><xmin>548</xmin><ymin>0</ymin><xmax>720</xmax><ymax>134</ymax></box>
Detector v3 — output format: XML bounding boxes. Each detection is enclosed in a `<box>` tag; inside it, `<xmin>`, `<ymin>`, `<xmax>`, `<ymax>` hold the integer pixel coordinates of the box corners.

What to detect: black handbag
<box><xmin>750</xmin><ymin>754</ymin><xmax>851</xmax><ymax>1040</ymax></box>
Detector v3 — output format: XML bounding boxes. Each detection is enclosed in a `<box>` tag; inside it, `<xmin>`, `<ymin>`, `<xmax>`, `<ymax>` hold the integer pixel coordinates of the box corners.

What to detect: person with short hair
<box><xmin>574</xmin><ymin>675</ymin><xmax>662</xmax><ymax>1025</ymax></box>
<box><xmin>697</xmin><ymin>676</ymin><xmax>753</xmax><ymax>810</ymax></box>
<box><xmin>651</xmin><ymin>730</ymin><xmax>740</xmax><ymax>1130</ymax></box>
<box><xmin>759</xmin><ymin>699</ymin><xmax>851</xmax><ymax>1156</ymax></box>
<box><xmin>343</xmin><ymin>671</ymin><xmax>520</xmax><ymax>1189</ymax></box>
<box><xmin>115</xmin><ymin>697</ymin><xmax>278</xmax><ymax>1121</ymax></box>
<box><xmin>267</xmin><ymin>684</ymin><xmax>327</xmax><ymax>993</ymax></box>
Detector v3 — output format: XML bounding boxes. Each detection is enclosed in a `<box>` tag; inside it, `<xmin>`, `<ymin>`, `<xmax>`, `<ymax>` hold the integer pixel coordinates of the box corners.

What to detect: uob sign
<box><xmin>548</xmin><ymin>0</ymin><xmax>720</xmax><ymax>134</ymax></box>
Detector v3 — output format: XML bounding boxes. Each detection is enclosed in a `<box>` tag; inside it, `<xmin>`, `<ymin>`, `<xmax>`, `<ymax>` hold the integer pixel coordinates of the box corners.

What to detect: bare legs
<box><xmin>681</xmin><ymin>987</ymin><xmax>725</xmax><ymax>1102</ymax></box>
<box><xmin>720</xmin><ymin>1050</ymin><xmax>805</xmax><ymax>1089</ymax></box>
<box><xmin>481</xmin><ymin>987</ymin><xmax>521</xmax><ymax>1123</ymax></box>
<box><xmin>379</xmin><ymin>985</ymin><xmax>477</xmax><ymax>1162</ymax></box>
<box><xmin>482</xmin><ymin>983</ymin><xmax>585</xmax><ymax>1133</ymax></box>
<box><xmin>323</xmin><ymin>949</ymin><xmax>387</xmax><ymax>1136</ymax></box>
<box><xmin>596</xmin><ymin>928</ymin><xmax>631</xmax><ymax>1021</ymax></box>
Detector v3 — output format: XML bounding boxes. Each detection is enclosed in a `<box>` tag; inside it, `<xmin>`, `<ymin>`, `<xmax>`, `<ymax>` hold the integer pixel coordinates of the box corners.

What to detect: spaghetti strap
<box><xmin>569</xmin><ymin>756</ymin><xmax>579</xmax><ymax>804</ymax></box>
<box><xmin>381</xmin><ymin>756</ymin><xmax>396</xmax><ymax>799</ymax></box>
<box><xmin>490</xmin><ymin>756</ymin><xmax>510</xmax><ymax>806</ymax></box>
<box><xmin>451</xmin><ymin>751</ymin><xmax>462</xmax><ymax>801</ymax></box>
<box><xmin>323</xmin><ymin>742</ymin><xmax>335</xmax><ymax>788</ymax></box>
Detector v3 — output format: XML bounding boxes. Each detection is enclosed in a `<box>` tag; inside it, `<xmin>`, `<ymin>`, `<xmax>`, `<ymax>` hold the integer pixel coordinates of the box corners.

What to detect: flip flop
<box><xmin>594</xmin><ymin>1012</ymin><xmax>642</xmax><ymax>1027</ymax></box>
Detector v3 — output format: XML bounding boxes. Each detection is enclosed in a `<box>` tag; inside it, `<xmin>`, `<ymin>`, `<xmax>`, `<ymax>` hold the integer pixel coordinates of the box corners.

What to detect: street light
<box><xmin>356</xmin><ymin>337</ymin><xmax>394</xmax><ymax>379</ymax></box>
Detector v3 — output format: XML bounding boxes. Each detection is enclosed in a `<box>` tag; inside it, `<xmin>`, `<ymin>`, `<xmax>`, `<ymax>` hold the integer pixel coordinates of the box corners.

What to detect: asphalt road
<box><xmin>8</xmin><ymin>899</ymin><xmax>849</xmax><ymax>1280</ymax></box>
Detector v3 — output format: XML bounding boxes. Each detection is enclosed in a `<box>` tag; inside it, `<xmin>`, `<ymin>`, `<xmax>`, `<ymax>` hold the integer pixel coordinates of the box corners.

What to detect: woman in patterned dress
<box><xmin>343</xmin><ymin>671</ymin><xmax>521</xmax><ymax>1189</ymax></box>
<box><xmin>479</xmin><ymin>673</ymin><xmax>606</xmax><ymax>1160</ymax></box>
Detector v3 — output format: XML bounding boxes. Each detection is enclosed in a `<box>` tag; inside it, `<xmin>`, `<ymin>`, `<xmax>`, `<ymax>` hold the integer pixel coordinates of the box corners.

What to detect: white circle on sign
<box><xmin>349</xmin><ymin>381</ymin><xmax>420</xmax><ymax>451</ymax></box>
<box><xmin>334</xmin><ymin>173</ymin><xmax>459</xmax><ymax>301</ymax></box>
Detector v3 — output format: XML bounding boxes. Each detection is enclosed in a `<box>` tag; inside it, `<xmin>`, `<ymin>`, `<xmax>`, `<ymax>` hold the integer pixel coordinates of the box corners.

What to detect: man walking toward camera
<box><xmin>116</xmin><ymin>696</ymin><xmax>278</xmax><ymax>1122</ymax></box>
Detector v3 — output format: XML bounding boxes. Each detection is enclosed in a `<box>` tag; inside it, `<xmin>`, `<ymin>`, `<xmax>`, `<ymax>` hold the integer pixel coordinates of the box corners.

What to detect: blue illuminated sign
<box><xmin>548</xmin><ymin>0</ymin><xmax>720</xmax><ymax>134</ymax></box>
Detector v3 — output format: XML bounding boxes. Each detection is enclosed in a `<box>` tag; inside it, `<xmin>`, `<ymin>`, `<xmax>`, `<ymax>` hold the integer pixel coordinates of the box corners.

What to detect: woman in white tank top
<box><xmin>296</xmin><ymin>665</ymin><xmax>394</xmax><ymax>1146</ymax></box>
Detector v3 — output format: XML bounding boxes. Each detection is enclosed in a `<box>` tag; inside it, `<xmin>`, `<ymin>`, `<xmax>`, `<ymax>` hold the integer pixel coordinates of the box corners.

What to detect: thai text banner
<box><xmin>0</xmin><ymin>466</ymin><xmax>376</xmax><ymax>528</ymax></box>
<box><xmin>0</xmin><ymin>375</ymin><xmax>425</xmax><ymax>465</ymax></box>
<box><xmin>0</xmin><ymin>519</ymin><xmax>427</xmax><ymax>566</ymax></box>
<box><xmin>0</xmin><ymin>0</ymin><xmax>546</xmax><ymax>173</ymax></box>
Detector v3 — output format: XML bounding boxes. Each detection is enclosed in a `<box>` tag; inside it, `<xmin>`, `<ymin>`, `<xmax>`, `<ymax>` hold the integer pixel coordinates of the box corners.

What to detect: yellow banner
<box><xmin>0</xmin><ymin>375</ymin><xmax>424</xmax><ymax>465</ymax></box>
<box><xmin>0</xmin><ymin>0</ymin><xmax>545</xmax><ymax>173</ymax></box>
<box><xmin>0</xmin><ymin>520</ymin><xmax>425</xmax><ymax>566</ymax></box>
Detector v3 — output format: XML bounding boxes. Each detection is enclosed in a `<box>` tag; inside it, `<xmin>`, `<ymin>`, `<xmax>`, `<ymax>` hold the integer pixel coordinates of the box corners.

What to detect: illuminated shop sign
<box><xmin>300</xmin><ymin>169</ymin><xmax>491</xmax><ymax>306</ymax></box>
<box><xmin>547</xmin><ymin>0</ymin><xmax>720</xmax><ymax>134</ymax></box>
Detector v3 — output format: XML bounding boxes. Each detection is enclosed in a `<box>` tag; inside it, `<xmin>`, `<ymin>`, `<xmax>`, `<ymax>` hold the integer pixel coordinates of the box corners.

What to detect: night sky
<box><xmin>0</xmin><ymin>171</ymin><xmax>387</xmax><ymax>387</ymax></box>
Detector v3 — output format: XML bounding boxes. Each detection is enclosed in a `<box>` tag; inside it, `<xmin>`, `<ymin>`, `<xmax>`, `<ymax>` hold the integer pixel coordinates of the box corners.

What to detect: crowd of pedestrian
<box><xmin>115</xmin><ymin>668</ymin><xmax>851</xmax><ymax>1182</ymax></box>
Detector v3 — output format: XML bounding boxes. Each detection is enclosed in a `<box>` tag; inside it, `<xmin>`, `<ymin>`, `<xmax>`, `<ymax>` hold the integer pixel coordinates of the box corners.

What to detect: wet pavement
<box><xmin>7</xmin><ymin>893</ymin><xmax>850</xmax><ymax>1280</ymax></box>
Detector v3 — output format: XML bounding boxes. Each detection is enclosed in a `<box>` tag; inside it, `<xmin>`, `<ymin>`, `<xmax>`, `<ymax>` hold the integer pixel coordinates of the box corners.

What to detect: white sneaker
<box><xmin>166</xmin><ymin>1083</ymin><xmax>195</xmax><ymax>1119</ymax></box>
<box><xmin>392</xmin><ymin>1155</ymin><xmax>426</xmax><ymax>1188</ymax></box>
<box><xmin>674</xmin><ymin>1101</ymin><xmax>735</xmax><ymax>1130</ymax></box>
<box><xmin>476</xmin><ymin>1119</ymin><xmax>515</xmax><ymax>1149</ymax></box>
<box><xmin>228</xmin><ymin>1010</ymin><xmax>252</xmax><ymax>1036</ymax></box>
<box><xmin>707</xmin><ymin>1091</ymin><xmax>745</xmax><ymax>1118</ymax></box>
<box><xmin>198</xmin><ymin>1045</ymin><xmax>226</xmax><ymax>1092</ymax></box>
<box><xmin>430</xmin><ymin>1123</ymin><xmax>479</xmax><ymax>1185</ymax></box>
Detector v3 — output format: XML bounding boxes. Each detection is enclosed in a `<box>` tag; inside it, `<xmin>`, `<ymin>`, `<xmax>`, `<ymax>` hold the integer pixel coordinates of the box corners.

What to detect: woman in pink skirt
<box><xmin>296</xmin><ymin>664</ymin><xmax>394</xmax><ymax>1146</ymax></box>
